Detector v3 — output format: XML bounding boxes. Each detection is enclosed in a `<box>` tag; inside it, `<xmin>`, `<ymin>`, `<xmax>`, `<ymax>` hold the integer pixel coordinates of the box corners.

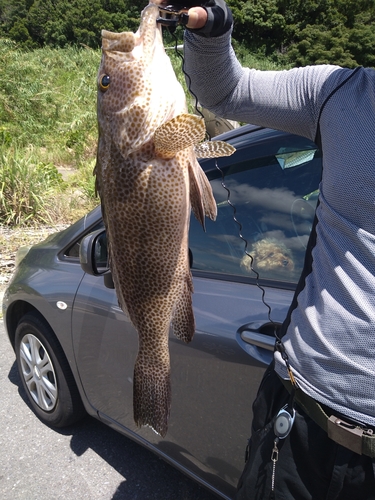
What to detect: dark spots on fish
<box><xmin>133</xmin><ymin>349</ymin><xmax>171</xmax><ymax>437</ymax></box>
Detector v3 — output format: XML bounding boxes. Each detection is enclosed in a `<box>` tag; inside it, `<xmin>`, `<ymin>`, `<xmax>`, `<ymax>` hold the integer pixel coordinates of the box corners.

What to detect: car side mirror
<box><xmin>79</xmin><ymin>229</ymin><xmax>109</xmax><ymax>276</ymax></box>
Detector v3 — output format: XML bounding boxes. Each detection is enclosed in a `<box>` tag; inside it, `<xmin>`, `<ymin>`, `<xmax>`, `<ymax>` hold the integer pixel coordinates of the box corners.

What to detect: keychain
<box><xmin>269</xmin><ymin>403</ymin><xmax>296</xmax><ymax>498</ymax></box>
<box><xmin>274</xmin><ymin>404</ymin><xmax>296</xmax><ymax>439</ymax></box>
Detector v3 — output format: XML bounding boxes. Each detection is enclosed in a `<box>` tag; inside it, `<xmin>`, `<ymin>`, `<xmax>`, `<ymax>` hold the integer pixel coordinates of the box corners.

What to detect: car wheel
<box><xmin>15</xmin><ymin>313</ymin><xmax>86</xmax><ymax>427</ymax></box>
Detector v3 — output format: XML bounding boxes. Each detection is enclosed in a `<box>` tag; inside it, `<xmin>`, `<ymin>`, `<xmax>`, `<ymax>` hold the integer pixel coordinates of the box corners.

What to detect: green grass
<box><xmin>0</xmin><ymin>39</ymin><xmax>99</xmax><ymax>225</ymax></box>
<box><xmin>0</xmin><ymin>37</ymin><xmax>289</xmax><ymax>227</ymax></box>
<box><xmin>0</xmin><ymin>39</ymin><xmax>100</xmax><ymax>167</ymax></box>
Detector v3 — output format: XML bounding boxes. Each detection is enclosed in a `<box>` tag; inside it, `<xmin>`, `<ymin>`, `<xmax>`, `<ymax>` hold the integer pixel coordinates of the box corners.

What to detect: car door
<box><xmin>71</xmin><ymin>127</ymin><xmax>322</xmax><ymax>499</ymax></box>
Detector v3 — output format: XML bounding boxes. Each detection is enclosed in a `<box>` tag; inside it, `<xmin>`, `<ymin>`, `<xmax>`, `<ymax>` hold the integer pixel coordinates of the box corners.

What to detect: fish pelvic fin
<box><xmin>195</xmin><ymin>140</ymin><xmax>236</xmax><ymax>159</ymax></box>
<box><xmin>154</xmin><ymin>114</ymin><xmax>206</xmax><ymax>159</ymax></box>
<box><xmin>188</xmin><ymin>160</ymin><xmax>217</xmax><ymax>229</ymax></box>
<box><xmin>133</xmin><ymin>357</ymin><xmax>171</xmax><ymax>437</ymax></box>
<box><xmin>172</xmin><ymin>274</ymin><xmax>195</xmax><ymax>343</ymax></box>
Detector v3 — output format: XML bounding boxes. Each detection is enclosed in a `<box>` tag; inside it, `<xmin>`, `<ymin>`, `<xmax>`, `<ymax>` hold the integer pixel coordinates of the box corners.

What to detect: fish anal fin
<box><xmin>154</xmin><ymin>114</ymin><xmax>206</xmax><ymax>159</ymax></box>
<box><xmin>195</xmin><ymin>140</ymin><xmax>236</xmax><ymax>159</ymax></box>
<box><xmin>133</xmin><ymin>357</ymin><xmax>171</xmax><ymax>438</ymax></box>
<box><xmin>172</xmin><ymin>275</ymin><xmax>195</xmax><ymax>344</ymax></box>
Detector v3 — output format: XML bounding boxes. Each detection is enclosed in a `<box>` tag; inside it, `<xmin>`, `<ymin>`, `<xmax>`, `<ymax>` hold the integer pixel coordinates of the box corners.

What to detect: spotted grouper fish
<box><xmin>95</xmin><ymin>3</ymin><xmax>235</xmax><ymax>437</ymax></box>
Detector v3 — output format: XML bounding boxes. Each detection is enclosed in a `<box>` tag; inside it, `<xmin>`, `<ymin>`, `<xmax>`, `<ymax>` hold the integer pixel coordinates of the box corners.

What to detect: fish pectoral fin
<box><xmin>194</xmin><ymin>140</ymin><xmax>236</xmax><ymax>159</ymax></box>
<box><xmin>172</xmin><ymin>275</ymin><xmax>195</xmax><ymax>344</ymax></box>
<box><xmin>133</xmin><ymin>356</ymin><xmax>171</xmax><ymax>438</ymax></box>
<box><xmin>154</xmin><ymin>114</ymin><xmax>206</xmax><ymax>159</ymax></box>
<box><xmin>189</xmin><ymin>160</ymin><xmax>217</xmax><ymax>228</ymax></box>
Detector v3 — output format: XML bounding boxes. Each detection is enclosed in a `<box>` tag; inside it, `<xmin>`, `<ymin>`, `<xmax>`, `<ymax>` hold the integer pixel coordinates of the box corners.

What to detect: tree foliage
<box><xmin>230</xmin><ymin>0</ymin><xmax>375</xmax><ymax>67</ymax></box>
<box><xmin>0</xmin><ymin>0</ymin><xmax>375</xmax><ymax>66</ymax></box>
<box><xmin>0</xmin><ymin>0</ymin><xmax>145</xmax><ymax>48</ymax></box>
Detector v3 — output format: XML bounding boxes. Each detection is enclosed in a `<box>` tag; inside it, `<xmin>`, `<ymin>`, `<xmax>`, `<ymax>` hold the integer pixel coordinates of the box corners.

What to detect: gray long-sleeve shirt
<box><xmin>184</xmin><ymin>30</ymin><xmax>375</xmax><ymax>426</ymax></box>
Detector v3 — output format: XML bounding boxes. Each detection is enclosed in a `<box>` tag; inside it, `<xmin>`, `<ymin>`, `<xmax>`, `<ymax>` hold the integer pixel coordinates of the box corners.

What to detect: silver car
<box><xmin>3</xmin><ymin>124</ymin><xmax>322</xmax><ymax>499</ymax></box>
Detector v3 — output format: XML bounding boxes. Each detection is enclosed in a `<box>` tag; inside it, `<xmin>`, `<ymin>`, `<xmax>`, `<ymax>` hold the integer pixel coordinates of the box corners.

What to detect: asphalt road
<box><xmin>0</xmin><ymin>319</ymin><xmax>220</xmax><ymax>500</ymax></box>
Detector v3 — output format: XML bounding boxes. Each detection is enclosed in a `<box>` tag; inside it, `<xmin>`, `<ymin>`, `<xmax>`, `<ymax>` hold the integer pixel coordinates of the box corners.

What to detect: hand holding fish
<box><xmin>153</xmin><ymin>0</ymin><xmax>208</xmax><ymax>29</ymax></box>
<box><xmin>154</xmin><ymin>0</ymin><xmax>232</xmax><ymax>34</ymax></box>
<box><xmin>183</xmin><ymin>7</ymin><xmax>207</xmax><ymax>29</ymax></box>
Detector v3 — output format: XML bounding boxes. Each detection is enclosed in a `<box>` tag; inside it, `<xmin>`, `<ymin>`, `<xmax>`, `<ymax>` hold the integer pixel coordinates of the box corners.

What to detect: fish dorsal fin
<box><xmin>194</xmin><ymin>140</ymin><xmax>236</xmax><ymax>159</ymax></box>
<box><xmin>154</xmin><ymin>114</ymin><xmax>206</xmax><ymax>159</ymax></box>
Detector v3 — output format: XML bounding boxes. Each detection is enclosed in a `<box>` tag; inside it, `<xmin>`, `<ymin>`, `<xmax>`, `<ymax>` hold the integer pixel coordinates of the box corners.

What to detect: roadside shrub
<box><xmin>67</xmin><ymin>160</ymin><xmax>97</xmax><ymax>202</ymax></box>
<box><xmin>0</xmin><ymin>148</ymin><xmax>66</xmax><ymax>226</ymax></box>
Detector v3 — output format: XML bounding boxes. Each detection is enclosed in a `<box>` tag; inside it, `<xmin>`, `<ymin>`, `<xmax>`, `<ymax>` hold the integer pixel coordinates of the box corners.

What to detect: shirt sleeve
<box><xmin>183</xmin><ymin>29</ymin><xmax>352</xmax><ymax>141</ymax></box>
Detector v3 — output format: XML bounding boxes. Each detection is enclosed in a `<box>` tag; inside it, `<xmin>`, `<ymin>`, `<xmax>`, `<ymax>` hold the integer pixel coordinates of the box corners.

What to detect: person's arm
<box><xmin>180</xmin><ymin>1</ymin><xmax>348</xmax><ymax>140</ymax></box>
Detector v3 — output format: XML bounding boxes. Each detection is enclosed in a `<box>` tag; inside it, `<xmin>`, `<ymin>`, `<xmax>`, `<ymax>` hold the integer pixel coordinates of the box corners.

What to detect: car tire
<box><xmin>14</xmin><ymin>313</ymin><xmax>86</xmax><ymax>427</ymax></box>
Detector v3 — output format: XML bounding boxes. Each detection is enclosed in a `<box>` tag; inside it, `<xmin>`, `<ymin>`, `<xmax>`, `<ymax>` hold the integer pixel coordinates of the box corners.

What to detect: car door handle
<box><xmin>238</xmin><ymin>321</ymin><xmax>281</xmax><ymax>351</ymax></box>
<box><xmin>237</xmin><ymin>321</ymin><xmax>281</xmax><ymax>365</ymax></box>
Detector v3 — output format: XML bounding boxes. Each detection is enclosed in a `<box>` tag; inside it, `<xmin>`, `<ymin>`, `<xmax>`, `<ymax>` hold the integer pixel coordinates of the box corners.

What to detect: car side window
<box><xmin>64</xmin><ymin>220</ymin><xmax>105</xmax><ymax>258</ymax></box>
<box><xmin>189</xmin><ymin>139</ymin><xmax>322</xmax><ymax>284</ymax></box>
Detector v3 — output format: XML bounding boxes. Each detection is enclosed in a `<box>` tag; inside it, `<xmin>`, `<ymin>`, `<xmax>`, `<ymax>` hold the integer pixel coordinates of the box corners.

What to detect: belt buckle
<box><xmin>327</xmin><ymin>415</ymin><xmax>363</xmax><ymax>455</ymax></box>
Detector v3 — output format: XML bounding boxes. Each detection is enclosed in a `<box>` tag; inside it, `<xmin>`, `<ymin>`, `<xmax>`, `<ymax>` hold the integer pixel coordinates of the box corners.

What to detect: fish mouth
<box><xmin>101</xmin><ymin>29</ymin><xmax>136</xmax><ymax>54</ymax></box>
<box><xmin>101</xmin><ymin>30</ymin><xmax>125</xmax><ymax>40</ymax></box>
<box><xmin>101</xmin><ymin>4</ymin><xmax>162</xmax><ymax>57</ymax></box>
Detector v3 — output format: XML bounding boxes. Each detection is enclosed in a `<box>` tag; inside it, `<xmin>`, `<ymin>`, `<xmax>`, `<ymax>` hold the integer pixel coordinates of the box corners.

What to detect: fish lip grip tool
<box><xmin>157</xmin><ymin>1</ymin><xmax>208</xmax><ymax>27</ymax></box>
<box><xmin>157</xmin><ymin>4</ymin><xmax>190</xmax><ymax>27</ymax></box>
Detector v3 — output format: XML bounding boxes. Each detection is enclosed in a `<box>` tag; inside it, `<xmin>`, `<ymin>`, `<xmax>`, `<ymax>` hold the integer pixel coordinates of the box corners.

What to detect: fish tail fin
<box><xmin>172</xmin><ymin>274</ymin><xmax>195</xmax><ymax>343</ymax></box>
<box><xmin>133</xmin><ymin>357</ymin><xmax>171</xmax><ymax>437</ymax></box>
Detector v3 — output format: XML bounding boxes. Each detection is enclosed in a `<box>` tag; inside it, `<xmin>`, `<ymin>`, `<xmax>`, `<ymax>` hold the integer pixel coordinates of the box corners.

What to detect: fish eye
<box><xmin>99</xmin><ymin>74</ymin><xmax>110</xmax><ymax>92</ymax></box>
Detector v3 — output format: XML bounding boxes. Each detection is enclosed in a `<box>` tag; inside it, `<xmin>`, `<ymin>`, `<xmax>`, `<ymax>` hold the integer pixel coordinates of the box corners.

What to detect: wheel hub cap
<box><xmin>19</xmin><ymin>333</ymin><xmax>58</xmax><ymax>412</ymax></box>
<box><xmin>33</xmin><ymin>365</ymin><xmax>42</xmax><ymax>380</ymax></box>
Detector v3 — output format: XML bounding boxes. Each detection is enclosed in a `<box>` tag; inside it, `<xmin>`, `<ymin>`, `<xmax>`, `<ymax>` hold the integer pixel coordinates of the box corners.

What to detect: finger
<box><xmin>186</xmin><ymin>7</ymin><xmax>208</xmax><ymax>29</ymax></box>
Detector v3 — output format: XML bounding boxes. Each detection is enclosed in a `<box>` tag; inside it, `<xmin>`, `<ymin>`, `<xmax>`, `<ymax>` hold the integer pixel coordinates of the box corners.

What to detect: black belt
<box><xmin>279</xmin><ymin>377</ymin><xmax>375</xmax><ymax>458</ymax></box>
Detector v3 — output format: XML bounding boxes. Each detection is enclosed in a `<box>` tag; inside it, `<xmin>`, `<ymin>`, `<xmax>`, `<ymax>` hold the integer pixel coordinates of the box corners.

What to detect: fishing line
<box><xmin>169</xmin><ymin>30</ymin><xmax>208</xmax><ymax>133</ymax></box>
<box><xmin>213</xmin><ymin>157</ymin><xmax>275</xmax><ymax>325</ymax></box>
<box><xmin>167</xmin><ymin>26</ymin><xmax>278</xmax><ymax>332</ymax></box>
<box><xmin>163</xmin><ymin>19</ymin><xmax>300</xmax><ymax>422</ymax></box>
